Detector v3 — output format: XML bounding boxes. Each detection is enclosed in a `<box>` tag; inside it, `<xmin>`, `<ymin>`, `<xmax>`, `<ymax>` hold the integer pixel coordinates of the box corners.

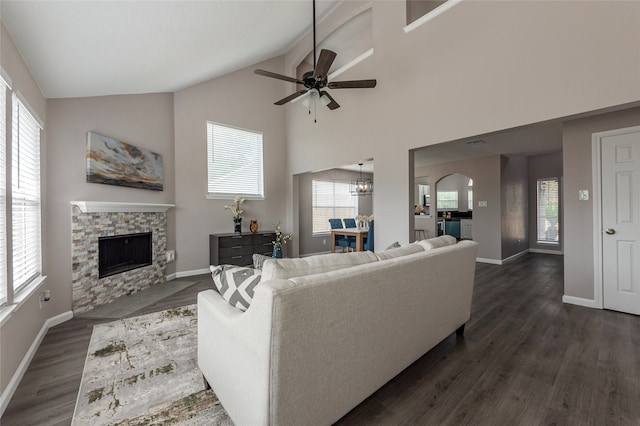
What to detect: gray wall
<box><xmin>500</xmin><ymin>156</ymin><xmax>529</xmax><ymax>259</ymax></box>
<box><xmin>528</xmin><ymin>151</ymin><xmax>563</xmax><ymax>253</ymax></box>
<box><xmin>0</xmin><ymin>22</ymin><xmax>47</xmax><ymax>401</ymax></box>
<box><xmin>283</xmin><ymin>0</ymin><xmax>640</xmax><ymax>259</ymax></box>
<box><xmin>45</xmin><ymin>93</ymin><xmax>176</xmax><ymax>297</ymax></box>
<box><xmin>173</xmin><ymin>56</ymin><xmax>287</xmax><ymax>272</ymax></box>
<box><xmin>562</xmin><ymin>107</ymin><xmax>640</xmax><ymax>300</ymax></box>
<box><xmin>297</xmin><ymin>168</ymin><xmax>373</xmax><ymax>255</ymax></box>
<box><xmin>415</xmin><ymin>155</ymin><xmax>502</xmax><ymax>261</ymax></box>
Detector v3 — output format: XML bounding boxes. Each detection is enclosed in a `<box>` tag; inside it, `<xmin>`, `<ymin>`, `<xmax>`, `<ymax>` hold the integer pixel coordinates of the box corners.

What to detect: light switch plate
<box><xmin>478</xmin><ymin>201</ymin><xmax>488</xmax><ymax>207</ymax></box>
<box><xmin>579</xmin><ymin>190</ymin><xmax>589</xmax><ymax>201</ymax></box>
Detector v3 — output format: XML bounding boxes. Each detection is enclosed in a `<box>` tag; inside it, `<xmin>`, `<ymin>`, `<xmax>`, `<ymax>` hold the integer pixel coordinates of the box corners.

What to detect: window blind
<box><xmin>437</xmin><ymin>191</ymin><xmax>458</xmax><ymax>209</ymax></box>
<box><xmin>207</xmin><ymin>122</ymin><xmax>264</xmax><ymax>199</ymax></box>
<box><xmin>537</xmin><ymin>178</ymin><xmax>559</xmax><ymax>244</ymax></box>
<box><xmin>312</xmin><ymin>180</ymin><xmax>357</xmax><ymax>234</ymax></box>
<box><xmin>12</xmin><ymin>96</ymin><xmax>41</xmax><ymax>291</ymax></box>
<box><xmin>0</xmin><ymin>81</ymin><xmax>6</xmax><ymax>305</ymax></box>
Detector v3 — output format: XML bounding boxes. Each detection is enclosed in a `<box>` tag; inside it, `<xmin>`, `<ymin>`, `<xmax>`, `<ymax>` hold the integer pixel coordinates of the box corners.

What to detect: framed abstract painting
<box><xmin>86</xmin><ymin>132</ymin><xmax>164</xmax><ymax>191</ymax></box>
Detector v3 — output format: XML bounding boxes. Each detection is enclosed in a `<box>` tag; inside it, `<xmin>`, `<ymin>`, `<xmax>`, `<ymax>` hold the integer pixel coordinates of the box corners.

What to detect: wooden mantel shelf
<box><xmin>70</xmin><ymin>201</ymin><xmax>176</xmax><ymax>213</ymax></box>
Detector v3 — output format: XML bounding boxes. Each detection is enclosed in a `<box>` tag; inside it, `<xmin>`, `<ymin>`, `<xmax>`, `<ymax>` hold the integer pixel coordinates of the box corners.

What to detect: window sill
<box><xmin>0</xmin><ymin>275</ymin><xmax>47</xmax><ymax>326</ymax></box>
<box><xmin>206</xmin><ymin>194</ymin><xmax>265</xmax><ymax>201</ymax></box>
<box><xmin>536</xmin><ymin>241</ymin><xmax>560</xmax><ymax>246</ymax></box>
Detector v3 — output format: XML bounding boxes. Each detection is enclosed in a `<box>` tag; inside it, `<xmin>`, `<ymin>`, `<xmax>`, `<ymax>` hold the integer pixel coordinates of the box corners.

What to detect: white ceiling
<box><xmin>0</xmin><ymin>0</ymin><xmax>339</xmax><ymax>99</ymax></box>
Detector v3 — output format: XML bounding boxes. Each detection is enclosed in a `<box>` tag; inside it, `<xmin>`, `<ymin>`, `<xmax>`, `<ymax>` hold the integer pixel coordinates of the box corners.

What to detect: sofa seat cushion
<box><xmin>210</xmin><ymin>265</ymin><xmax>262</xmax><ymax>311</ymax></box>
<box><xmin>375</xmin><ymin>243</ymin><xmax>424</xmax><ymax>261</ymax></box>
<box><xmin>417</xmin><ymin>235</ymin><xmax>457</xmax><ymax>250</ymax></box>
<box><xmin>262</xmin><ymin>250</ymin><xmax>379</xmax><ymax>281</ymax></box>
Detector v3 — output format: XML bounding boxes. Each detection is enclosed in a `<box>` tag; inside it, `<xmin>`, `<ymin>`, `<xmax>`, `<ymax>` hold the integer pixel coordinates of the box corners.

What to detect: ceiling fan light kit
<box><xmin>254</xmin><ymin>0</ymin><xmax>377</xmax><ymax>121</ymax></box>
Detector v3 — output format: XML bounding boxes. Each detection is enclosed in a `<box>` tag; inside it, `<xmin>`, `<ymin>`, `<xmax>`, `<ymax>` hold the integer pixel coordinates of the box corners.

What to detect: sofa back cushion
<box><xmin>262</xmin><ymin>250</ymin><xmax>378</xmax><ymax>281</ymax></box>
<box><xmin>375</xmin><ymin>243</ymin><xmax>424</xmax><ymax>261</ymax></box>
<box><xmin>417</xmin><ymin>235</ymin><xmax>457</xmax><ymax>250</ymax></box>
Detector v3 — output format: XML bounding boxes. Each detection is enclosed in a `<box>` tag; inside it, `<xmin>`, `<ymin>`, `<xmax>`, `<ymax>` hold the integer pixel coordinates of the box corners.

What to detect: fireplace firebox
<box><xmin>99</xmin><ymin>232</ymin><xmax>152</xmax><ymax>279</ymax></box>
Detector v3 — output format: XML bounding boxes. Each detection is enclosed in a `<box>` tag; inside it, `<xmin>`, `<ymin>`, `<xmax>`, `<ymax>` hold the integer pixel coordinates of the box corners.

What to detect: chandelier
<box><xmin>350</xmin><ymin>163</ymin><xmax>373</xmax><ymax>196</ymax></box>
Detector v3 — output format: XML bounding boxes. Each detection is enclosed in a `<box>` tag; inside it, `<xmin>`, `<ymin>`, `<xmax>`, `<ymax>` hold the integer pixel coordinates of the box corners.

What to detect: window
<box><xmin>12</xmin><ymin>96</ymin><xmax>42</xmax><ymax>291</ymax></box>
<box><xmin>0</xmin><ymin>79</ymin><xmax>6</xmax><ymax>305</ymax></box>
<box><xmin>207</xmin><ymin>122</ymin><xmax>263</xmax><ymax>199</ymax></box>
<box><xmin>437</xmin><ymin>191</ymin><xmax>458</xmax><ymax>210</ymax></box>
<box><xmin>312</xmin><ymin>180</ymin><xmax>357</xmax><ymax>234</ymax></box>
<box><xmin>468</xmin><ymin>178</ymin><xmax>473</xmax><ymax>210</ymax></box>
<box><xmin>537</xmin><ymin>178</ymin><xmax>559</xmax><ymax>244</ymax></box>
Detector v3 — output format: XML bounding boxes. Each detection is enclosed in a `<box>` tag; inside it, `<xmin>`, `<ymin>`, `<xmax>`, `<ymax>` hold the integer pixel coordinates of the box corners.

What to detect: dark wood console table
<box><xmin>209</xmin><ymin>232</ymin><xmax>275</xmax><ymax>267</ymax></box>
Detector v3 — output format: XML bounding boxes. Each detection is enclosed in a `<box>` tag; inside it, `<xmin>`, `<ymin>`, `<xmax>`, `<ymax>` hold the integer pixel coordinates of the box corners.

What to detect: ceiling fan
<box><xmin>254</xmin><ymin>0</ymin><xmax>376</xmax><ymax>111</ymax></box>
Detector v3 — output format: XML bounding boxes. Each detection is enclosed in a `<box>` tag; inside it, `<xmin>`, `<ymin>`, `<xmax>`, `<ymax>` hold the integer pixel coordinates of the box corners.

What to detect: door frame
<box><xmin>591</xmin><ymin>125</ymin><xmax>640</xmax><ymax>310</ymax></box>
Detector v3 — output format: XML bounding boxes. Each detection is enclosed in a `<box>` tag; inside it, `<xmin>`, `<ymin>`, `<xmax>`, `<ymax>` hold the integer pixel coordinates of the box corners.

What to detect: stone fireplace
<box><xmin>70</xmin><ymin>201</ymin><xmax>175</xmax><ymax>315</ymax></box>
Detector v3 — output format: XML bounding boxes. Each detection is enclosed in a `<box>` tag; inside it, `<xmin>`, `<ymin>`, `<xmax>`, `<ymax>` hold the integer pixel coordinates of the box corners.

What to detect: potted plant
<box><xmin>272</xmin><ymin>222</ymin><xmax>292</xmax><ymax>258</ymax></box>
<box><xmin>224</xmin><ymin>196</ymin><xmax>245</xmax><ymax>233</ymax></box>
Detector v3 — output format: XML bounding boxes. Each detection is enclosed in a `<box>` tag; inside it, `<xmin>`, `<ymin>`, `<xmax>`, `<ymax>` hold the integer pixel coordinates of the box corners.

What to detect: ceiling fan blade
<box><xmin>320</xmin><ymin>91</ymin><xmax>340</xmax><ymax>110</ymax></box>
<box><xmin>312</xmin><ymin>49</ymin><xmax>337</xmax><ymax>79</ymax></box>
<box><xmin>328</xmin><ymin>79</ymin><xmax>377</xmax><ymax>89</ymax></box>
<box><xmin>255</xmin><ymin>69</ymin><xmax>304</xmax><ymax>85</ymax></box>
<box><xmin>274</xmin><ymin>90</ymin><xmax>309</xmax><ymax>105</ymax></box>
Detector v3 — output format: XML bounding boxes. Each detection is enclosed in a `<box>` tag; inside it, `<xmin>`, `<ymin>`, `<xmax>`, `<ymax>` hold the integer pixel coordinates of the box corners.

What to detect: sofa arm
<box><xmin>197</xmin><ymin>287</ymin><xmax>276</xmax><ymax>426</ymax></box>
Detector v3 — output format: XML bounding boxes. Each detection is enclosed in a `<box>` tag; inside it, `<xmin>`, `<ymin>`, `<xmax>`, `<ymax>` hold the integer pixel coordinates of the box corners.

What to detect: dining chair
<box><xmin>329</xmin><ymin>218</ymin><xmax>350</xmax><ymax>252</ymax></box>
<box><xmin>343</xmin><ymin>218</ymin><xmax>356</xmax><ymax>228</ymax></box>
<box><xmin>350</xmin><ymin>220</ymin><xmax>374</xmax><ymax>252</ymax></box>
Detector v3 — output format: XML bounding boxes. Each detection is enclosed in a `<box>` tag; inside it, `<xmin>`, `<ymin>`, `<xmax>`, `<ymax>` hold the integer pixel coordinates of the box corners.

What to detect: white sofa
<box><xmin>198</xmin><ymin>238</ymin><xmax>479</xmax><ymax>425</ymax></box>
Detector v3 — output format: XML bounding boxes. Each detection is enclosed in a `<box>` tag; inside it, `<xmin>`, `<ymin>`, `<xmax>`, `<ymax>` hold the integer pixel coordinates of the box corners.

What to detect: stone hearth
<box><xmin>70</xmin><ymin>202</ymin><xmax>174</xmax><ymax>315</ymax></box>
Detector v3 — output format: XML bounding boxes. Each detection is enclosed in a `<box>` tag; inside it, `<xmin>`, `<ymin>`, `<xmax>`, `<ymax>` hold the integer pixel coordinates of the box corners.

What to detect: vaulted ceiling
<box><xmin>0</xmin><ymin>0</ymin><xmax>338</xmax><ymax>99</ymax></box>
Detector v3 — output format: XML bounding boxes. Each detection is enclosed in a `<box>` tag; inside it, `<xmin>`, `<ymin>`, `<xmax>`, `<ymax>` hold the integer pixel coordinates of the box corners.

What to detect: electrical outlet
<box><xmin>166</xmin><ymin>250</ymin><xmax>176</xmax><ymax>263</ymax></box>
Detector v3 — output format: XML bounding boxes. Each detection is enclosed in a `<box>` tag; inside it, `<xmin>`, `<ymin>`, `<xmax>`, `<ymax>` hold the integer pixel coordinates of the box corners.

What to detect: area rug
<box><xmin>72</xmin><ymin>305</ymin><xmax>233</xmax><ymax>425</ymax></box>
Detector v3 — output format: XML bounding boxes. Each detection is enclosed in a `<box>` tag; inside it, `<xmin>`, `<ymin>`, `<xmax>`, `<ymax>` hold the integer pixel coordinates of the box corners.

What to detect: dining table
<box><xmin>331</xmin><ymin>227</ymin><xmax>370</xmax><ymax>253</ymax></box>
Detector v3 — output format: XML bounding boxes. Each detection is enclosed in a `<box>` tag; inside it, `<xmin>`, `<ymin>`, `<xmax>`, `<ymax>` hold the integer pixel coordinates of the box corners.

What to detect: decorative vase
<box><xmin>234</xmin><ymin>217</ymin><xmax>242</xmax><ymax>233</ymax></box>
<box><xmin>272</xmin><ymin>245</ymin><xmax>282</xmax><ymax>258</ymax></box>
<box><xmin>250</xmin><ymin>219</ymin><xmax>258</xmax><ymax>233</ymax></box>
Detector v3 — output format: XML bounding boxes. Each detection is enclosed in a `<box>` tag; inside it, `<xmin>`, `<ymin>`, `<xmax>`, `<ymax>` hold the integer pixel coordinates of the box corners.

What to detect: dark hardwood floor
<box><xmin>3</xmin><ymin>254</ymin><xmax>640</xmax><ymax>425</ymax></box>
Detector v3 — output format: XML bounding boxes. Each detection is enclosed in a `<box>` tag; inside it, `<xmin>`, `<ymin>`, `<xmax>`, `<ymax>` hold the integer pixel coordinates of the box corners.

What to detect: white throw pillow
<box><xmin>417</xmin><ymin>235</ymin><xmax>457</xmax><ymax>250</ymax></box>
<box><xmin>261</xmin><ymin>251</ymin><xmax>379</xmax><ymax>281</ymax></box>
<box><xmin>375</xmin><ymin>243</ymin><xmax>424</xmax><ymax>261</ymax></box>
<box><xmin>210</xmin><ymin>265</ymin><xmax>261</xmax><ymax>311</ymax></box>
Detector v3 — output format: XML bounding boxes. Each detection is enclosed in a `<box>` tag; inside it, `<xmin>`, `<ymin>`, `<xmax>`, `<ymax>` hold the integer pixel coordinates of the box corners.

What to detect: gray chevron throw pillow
<box><xmin>210</xmin><ymin>265</ymin><xmax>262</xmax><ymax>311</ymax></box>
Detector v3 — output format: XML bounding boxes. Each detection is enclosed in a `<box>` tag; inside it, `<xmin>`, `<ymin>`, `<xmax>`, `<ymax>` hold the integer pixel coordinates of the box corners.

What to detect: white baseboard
<box><xmin>0</xmin><ymin>310</ymin><xmax>73</xmax><ymax>416</ymax></box>
<box><xmin>529</xmin><ymin>248</ymin><xmax>564</xmax><ymax>255</ymax></box>
<box><xmin>562</xmin><ymin>295</ymin><xmax>598</xmax><ymax>309</ymax></box>
<box><xmin>501</xmin><ymin>249</ymin><xmax>529</xmax><ymax>265</ymax></box>
<box><xmin>173</xmin><ymin>268</ymin><xmax>210</xmax><ymax>279</ymax></box>
<box><xmin>476</xmin><ymin>257</ymin><xmax>502</xmax><ymax>265</ymax></box>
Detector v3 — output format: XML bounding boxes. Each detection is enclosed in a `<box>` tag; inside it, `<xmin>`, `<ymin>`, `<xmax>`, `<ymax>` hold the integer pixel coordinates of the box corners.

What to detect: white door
<box><xmin>601</xmin><ymin>127</ymin><xmax>640</xmax><ymax>315</ymax></box>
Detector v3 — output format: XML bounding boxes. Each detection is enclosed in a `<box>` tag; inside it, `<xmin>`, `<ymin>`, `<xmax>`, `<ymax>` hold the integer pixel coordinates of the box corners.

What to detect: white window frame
<box><xmin>312</xmin><ymin>180</ymin><xmax>358</xmax><ymax>235</ymax></box>
<box><xmin>12</xmin><ymin>94</ymin><xmax>43</xmax><ymax>293</ymax></box>
<box><xmin>206</xmin><ymin>121</ymin><xmax>264</xmax><ymax>200</ymax></box>
<box><xmin>0</xmin><ymin>76</ymin><xmax>45</xmax><ymax>313</ymax></box>
<box><xmin>537</xmin><ymin>177</ymin><xmax>560</xmax><ymax>245</ymax></box>
<box><xmin>0</xmin><ymin>78</ymin><xmax>7</xmax><ymax>306</ymax></box>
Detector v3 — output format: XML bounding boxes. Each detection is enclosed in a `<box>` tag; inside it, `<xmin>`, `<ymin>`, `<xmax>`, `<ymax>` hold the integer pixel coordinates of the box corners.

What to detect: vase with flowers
<box><xmin>272</xmin><ymin>222</ymin><xmax>292</xmax><ymax>258</ymax></box>
<box><xmin>224</xmin><ymin>196</ymin><xmax>245</xmax><ymax>233</ymax></box>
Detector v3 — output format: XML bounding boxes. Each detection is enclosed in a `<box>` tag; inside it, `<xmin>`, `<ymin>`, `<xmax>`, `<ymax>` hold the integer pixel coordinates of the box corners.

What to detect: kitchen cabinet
<box><xmin>461</xmin><ymin>219</ymin><xmax>473</xmax><ymax>240</ymax></box>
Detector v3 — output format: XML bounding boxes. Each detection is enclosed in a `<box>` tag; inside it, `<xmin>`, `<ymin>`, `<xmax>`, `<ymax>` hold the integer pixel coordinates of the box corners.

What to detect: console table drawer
<box><xmin>210</xmin><ymin>232</ymin><xmax>277</xmax><ymax>267</ymax></box>
<box><xmin>220</xmin><ymin>245</ymin><xmax>253</xmax><ymax>257</ymax></box>
<box><xmin>218</xmin><ymin>234</ymin><xmax>252</xmax><ymax>248</ymax></box>
<box><xmin>219</xmin><ymin>254</ymin><xmax>253</xmax><ymax>267</ymax></box>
